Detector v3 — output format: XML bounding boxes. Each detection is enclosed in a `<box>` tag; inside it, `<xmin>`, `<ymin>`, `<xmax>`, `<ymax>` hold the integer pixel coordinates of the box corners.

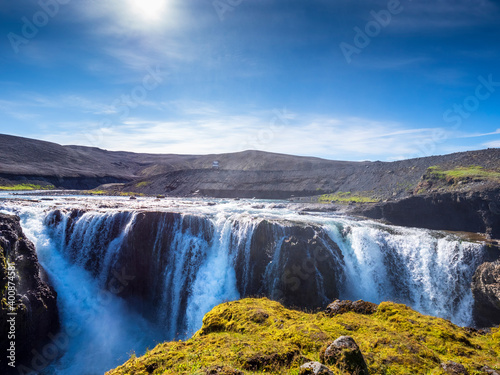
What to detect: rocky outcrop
<box><xmin>472</xmin><ymin>260</ymin><xmax>500</xmax><ymax>328</ymax></box>
<box><xmin>0</xmin><ymin>213</ymin><xmax>59</xmax><ymax>373</ymax></box>
<box><xmin>320</xmin><ymin>336</ymin><xmax>369</xmax><ymax>375</ymax></box>
<box><xmin>351</xmin><ymin>189</ymin><xmax>500</xmax><ymax>239</ymax></box>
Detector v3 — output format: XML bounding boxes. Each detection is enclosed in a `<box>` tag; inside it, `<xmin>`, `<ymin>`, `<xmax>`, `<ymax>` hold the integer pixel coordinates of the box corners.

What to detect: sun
<box><xmin>127</xmin><ymin>0</ymin><xmax>167</xmax><ymax>22</ymax></box>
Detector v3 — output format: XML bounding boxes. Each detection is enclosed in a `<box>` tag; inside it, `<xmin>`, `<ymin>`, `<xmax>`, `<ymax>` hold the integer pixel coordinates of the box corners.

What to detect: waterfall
<box><xmin>6</xmin><ymin>207</ymin><xmax>159</xmax><ymax>375</ymax></box>
<box><xmin>324</xmin><ymin>219</ymin><xmax>486</xmax><ymax>326</ymax></box>
<box><xmin>0</xmin><ymin>202</ymin><xmax>488</xmax><ymax>375</ymax></box>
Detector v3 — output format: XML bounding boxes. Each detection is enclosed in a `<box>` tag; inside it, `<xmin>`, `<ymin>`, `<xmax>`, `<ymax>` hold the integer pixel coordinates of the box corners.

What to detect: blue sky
<box><xmin>1</xmin><ymin>0</ymin><xmax>500</xmax><ymax>161</ymax></box>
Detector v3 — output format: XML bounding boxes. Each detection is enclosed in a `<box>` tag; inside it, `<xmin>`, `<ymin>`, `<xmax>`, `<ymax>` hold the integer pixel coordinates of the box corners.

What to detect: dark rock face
<box><xmin>236</xmin><ymin>220</ymin><xmax>345</xmax><ymax>309</ymax></box>
<box><xmin>472</xmin><ymin>260</ymin><xmax>500</xmax><ymax>328</ymax></box>
<box><xmin>299</xmin><ymin>361</ymin><xmax>334</xmax><ymax>375</ymax></box>
<box><xmin>440</xmin><ymin>361</ymin><xmax>469</xmax><ymax>375</ymax></box>
<box><xmin>320</xmin><ymin>336</ymin><xmax>369</xmax><ymax>375</ymax></box>
<box><xmin>0</xmin><ymin>213</ymin><xmax>59</xmax><ymax>373</ymax></box>
<box><xmin>351</xmin><ymin>189</ymin><xmax>500</xmax><ymax>239</ymax></box>
<box><xmin>326</xmin><ymin>299</ymin><xmax>378</xmax><ymax>316</ymax></box>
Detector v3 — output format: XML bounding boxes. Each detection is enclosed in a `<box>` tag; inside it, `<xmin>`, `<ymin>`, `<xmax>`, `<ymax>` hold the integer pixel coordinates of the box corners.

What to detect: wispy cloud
<box><xmin>35</xmin><ymin>109</ymin><xmax>464</xmax><ymax>161</ymax></box>
<box><xmin>458</xmin><ymin>129</ymin><xmax>500</xmax><ymax>138</ymax></box>
<box><xmin>483</xmin><ymin>140</ymin><xmax>500</xmax><ymax>148</ymax></box>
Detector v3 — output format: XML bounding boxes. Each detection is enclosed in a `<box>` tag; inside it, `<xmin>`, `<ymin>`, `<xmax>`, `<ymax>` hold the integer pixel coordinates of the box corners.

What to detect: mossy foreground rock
<box><xmin>107</xmin><ymin>298</ymin><xmax>500</xmax><ymax>375</ymax></box>
<box><xmin>321</xmin><ymin>336</ymin><xmax>369</xmax><ymax>374</ymax></box>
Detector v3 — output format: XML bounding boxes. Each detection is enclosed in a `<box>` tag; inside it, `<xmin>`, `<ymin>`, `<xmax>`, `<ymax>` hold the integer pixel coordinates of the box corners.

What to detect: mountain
<box><xmin>1</xmin><ymin>133</ymin><xmax>500</xmax><ymax>199</ymax></box>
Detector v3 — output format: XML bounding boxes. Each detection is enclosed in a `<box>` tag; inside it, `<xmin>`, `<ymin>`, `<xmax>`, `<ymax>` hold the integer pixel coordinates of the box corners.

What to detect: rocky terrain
<box><xmin>1</xmin><ymin>133</ymin><xmax>499</xmax><ymax>199</ymax></box>
<box><xmin>107</xmin><ymin>298</ymin><xmax>500</xmax><ymax>375</ymax></box>
<box><xmin>0</xmin><ymin>213</ymin><xmax>59</xmax><ymax>373</ymax></box>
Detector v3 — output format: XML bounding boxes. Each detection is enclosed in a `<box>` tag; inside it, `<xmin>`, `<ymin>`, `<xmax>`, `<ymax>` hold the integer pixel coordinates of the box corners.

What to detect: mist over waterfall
<box><xmin>1</xmin><ymin>199</ymin><xmax>488</xmax><ymax>375</ymax></box>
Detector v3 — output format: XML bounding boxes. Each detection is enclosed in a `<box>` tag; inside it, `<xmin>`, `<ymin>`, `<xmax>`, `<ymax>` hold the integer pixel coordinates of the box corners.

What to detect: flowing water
<box><xmin>0</xmin><ymin>194</ymin><xmax>488</xmax><ymax>374</ymax></box>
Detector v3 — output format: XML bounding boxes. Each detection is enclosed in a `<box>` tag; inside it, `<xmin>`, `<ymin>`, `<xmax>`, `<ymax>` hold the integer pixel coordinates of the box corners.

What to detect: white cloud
<box><xmin>458</xmin><ymin>129</ymin><xmax>500</xmax><ymax>138</ymax></box>
<box><xmin>483</xmin><ymin>140</ymin><xmax>500</xmax><ymax>148</ymax></box>
<box><xmin>36</xmin><ymin>108</ymin><xmax>462</xmax><ymax>161</ymax></box>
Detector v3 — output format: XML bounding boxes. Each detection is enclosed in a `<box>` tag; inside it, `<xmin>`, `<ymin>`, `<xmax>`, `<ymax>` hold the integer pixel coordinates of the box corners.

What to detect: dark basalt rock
<box><xmin>351</xmin><ymin>189</ymin><xmax>500</xmax><ymax>240</ymax></box>
<box><xmin>236</xmin><ymin>220</ymin><xmax>346</xmax><ymax>309</ymax></box>
<box><xmin>326</xmin><ymin>299</ymin><xmax>378</xmax><ymax>316</ymax></box>
<box><xmin>0</xmin><ymin>213</ymin><xmax>59</xmax><ymax>373</ymax></box>
<box><xmin>440</xmin><ymin>361</ymin><xmax>469</xmax><ymax>375</ymax></box>
<box><xmin>320</xmin><ymin>336</ymin><xmax>369</xmax><ymax>375</ymax></box>
<box><xmin>472</xmin><ymin>260</ymin><xmax>500</xmax><ymax>328</ymax></box>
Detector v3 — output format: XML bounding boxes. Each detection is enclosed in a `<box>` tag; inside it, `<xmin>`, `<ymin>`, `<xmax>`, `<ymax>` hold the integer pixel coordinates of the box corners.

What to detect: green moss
<box><xmin>135</xmin><ymin>181</ymin><xmax>151</xmax><ymax>188</ymax></box>
<box><xmin>318</xmin><ymin>192</ymin><xmax>379</xmax><ymax>204</ymax></box>
<box><xmin>106</xmin><ymin>298</ymin><xmax>500</xmax><ymax>375</ymax></box>
<box><xmin>119</xmin><ymin>191</ymin><xmax>145</xmax><ymax>197</ymax></box>
<box><xmin>84</xmin><ymin>190</ymin><xmax>145</xmax><ymax>197</ymax></box>
<box><xmin>427</xmin><ymin>165</ymin><xmax>500</xmax><ymax>183</ymax></box>
<box><xmin>0</xmin><ymin>184</ymin><xmax>55</xmax><ymax>191</ymax></box>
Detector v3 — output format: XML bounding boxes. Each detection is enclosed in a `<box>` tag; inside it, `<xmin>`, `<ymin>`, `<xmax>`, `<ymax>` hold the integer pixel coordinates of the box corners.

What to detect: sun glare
<box><xmin>127</xmin><ymin>0</ymin><xmax>167</xmax><ymax>22</ymax></box>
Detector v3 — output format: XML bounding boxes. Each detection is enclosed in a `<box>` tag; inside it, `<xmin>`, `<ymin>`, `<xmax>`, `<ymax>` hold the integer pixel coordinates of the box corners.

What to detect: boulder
<box><xmin>472</xmin><ymin>260</ymin><xmax>500</xmax><ymax>327</ymax></box>
<box><xmin>440</xmin><ymin>361</ymin><xmax>469</xmax><ymax>375</ymax></box>
<box><xmin>320</xmin><ymin>336</ymin><xmax>369</xmax><ymax>375</ymax></box>
<box><xmin>299</xmin><ymin>361</ymin><xmax>334</xmax><ymax>375</ymax></box>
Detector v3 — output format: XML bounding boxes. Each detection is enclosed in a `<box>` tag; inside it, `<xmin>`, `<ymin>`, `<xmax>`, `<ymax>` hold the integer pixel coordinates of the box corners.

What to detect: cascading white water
<box><xmin>0</xmin><ymin>197</ymin><xmax>489</xmax><ymax>375</ymax></box>
<box><xmin>324</xmin><ymin>219</ymin><xmax>486</xmax><ymax>326</ymax></box>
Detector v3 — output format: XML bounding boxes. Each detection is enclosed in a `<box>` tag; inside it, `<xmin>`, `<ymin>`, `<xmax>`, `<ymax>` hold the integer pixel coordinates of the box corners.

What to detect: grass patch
<box><xmin>427</xmin><ymin>165</ymin><xmax>500</xmax><ymax>183</ymax></box>
<box><xmin>106</xmin><ymin>298</ymin><xmax>500</xmax><ymax>375</ymax></box>
<box><xmin>0</xmin><ymin>184</ymin><xmax>55</xmax><ymax>191</ymax></box>
<box><xmin>135</xmin><ymin>181</ymin><xmax>151</xmax><ymax>188</ymax></box>
<box><xmin>318</xmin><ymin>191</ymin><xmax>379</xmax><ymax>204</ymax></box>
<box><xmin>84</xmin><ymin>190</ymin><xmax>145</xmax><ymax>197</ymax></box>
